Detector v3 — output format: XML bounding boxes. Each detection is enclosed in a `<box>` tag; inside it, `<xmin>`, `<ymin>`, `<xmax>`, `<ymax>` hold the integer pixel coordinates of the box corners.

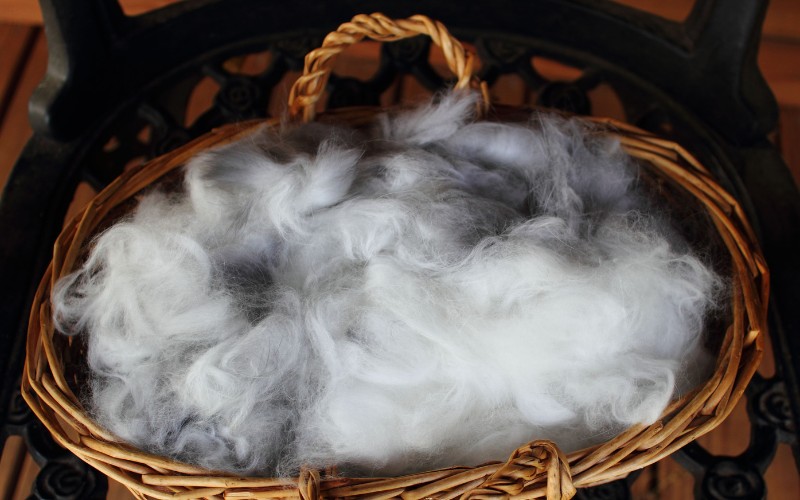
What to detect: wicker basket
<box><xmin>23</xmin><ymin>13</ymin><xmax>768</xmax><ymax>500</ymax></box>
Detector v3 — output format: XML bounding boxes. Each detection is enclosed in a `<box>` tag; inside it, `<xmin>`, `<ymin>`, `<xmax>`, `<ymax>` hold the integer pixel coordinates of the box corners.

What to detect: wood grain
<box><xmin>0</xmin><ymin>1</ymin><xmax>798</xmax><ymax>498</ymax></box>
<box><xmin>0</xmin><ymin>0</ymin><xmax>798</xmax><ymax>41</ymax></box>
<box><xmin>0</xmin><ymin>0</ymin><xmax>180</xmax><ymax>24</ymax></box>
<box><xmin>779</xmin><ymin>106</ymin><xmax>800</xmax><ymax>187</ymax></box>
<box><xmin>0</xmin><ymin>29</ymin><xmax>45</xmax><ymax>188</ymax></box>
<box><xmin>0</xmin><ymin>437</ymin><xmax>27</xmax><ymax>500</ymax></box>
<box><xmin>0</xmin><ymin>24</ymin><xmax>36</xmax><ymax>121</ymax></box>
<box><xmin>10</xmin><ymin>453</ymin><xmax>39</xmax><ymax>500</ymax></box>
<box><xmin>759</xmin><ymin>39</ymin><xmax>800</xmax><ymax>108</ymax></box>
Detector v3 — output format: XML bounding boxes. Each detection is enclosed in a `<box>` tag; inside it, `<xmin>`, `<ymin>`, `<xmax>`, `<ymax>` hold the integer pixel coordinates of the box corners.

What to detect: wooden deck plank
<box><xmin>0</xmin><ymin>0</ymin><xmax>40</xmax><ymax>25</ymax></box>
<box><xmin>765</xmin><ymin>444</ymin><xmax>800</xmax><ymax>499</ymax></box>
<box><xmin>763</xmin><ymin>0</ymin><xmax>800</xmax><ymax>42</ymax></box>
<box><xmin>655</xmin><ymin>457</ymin><xmax>694</xmax><ymax>499</ymax></box>
<box><xmin>0</xmin><ymin>29</ymin><xmax>45</xmax><ymax>189</ymax></box>
<box><xmin>616</xmin><ymin>0</ymin><xmax>800</xmax><ymax>40</ymax></box>
<box><xmin>0</xmin><ymin>27</ymin><xmax>47</xmax><ymax>500</ymax></box>
<box><xmin>10</xmin><ymin>453</ymin><xmax>38</xmax><ymax>500</ymax></box>
<box><xmin>1</xmin><ymin>0</ymin><xmax>799</xmax><ymax>42</ymax></box>
<box><xmin>779</xmin><ymin>106</ymin><xmax>800</xmax><ymax>187</ymax></box>
<box><xmin>758</xmin><ymin>39</ymin><xmax>800</xmax><ymax>108</ymax></box>
<box><xmin>0</xmin><ymin>0</ymin><xmax>182</xmax><ymax>24</ymax></box>
<box><xmin>0</xmin><ymin>24</ymin><xmax>36</xmax><ymax>121</ymax></box>
<box><xmin>0</xmin><ymin>5</ymin><xmax>798</xmax><ymax>499</ymax></box>
<box><xmin>0</xmin><ymin>436</ymin><xmax>27</xmax><ymax>500</ymax></box>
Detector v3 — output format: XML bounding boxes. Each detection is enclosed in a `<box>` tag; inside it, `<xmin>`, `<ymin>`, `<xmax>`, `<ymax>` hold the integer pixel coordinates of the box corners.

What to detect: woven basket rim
<box><xmin>22</xmin><ymin>104</ymin><xmax>769</xmax><ymax>500</ymax></box>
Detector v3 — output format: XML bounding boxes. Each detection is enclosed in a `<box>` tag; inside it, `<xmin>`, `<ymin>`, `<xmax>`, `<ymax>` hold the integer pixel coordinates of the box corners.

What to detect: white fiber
<box><xmin>53</xmin><ymin>92</ymin><xmax>721</xmax><ymax>476</ymax></box>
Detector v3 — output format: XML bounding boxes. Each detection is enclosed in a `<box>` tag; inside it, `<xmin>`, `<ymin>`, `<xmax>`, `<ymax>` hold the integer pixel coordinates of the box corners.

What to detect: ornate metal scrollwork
<box><xmin>3</xmin><ymin>381</ymin><xmax>108</xmax><ymax>500</ymax></box>
<box><xmin>3</xmin><ymin>2</ymin><xmax>796</xmax><ymax>500</ymax></box>
<box><xmin>216</xmin><ymin>76</ymin><xmax>265</xmax><ymax>119</ymax></box>
<box><xmin>5</xmin><ymin>384</ymin><xmax>33</xmax><ymax>429</ymax></box>
<box><xmin>751</xmin><ymin>376</ymin><xmax>796</xmax><ymax>438</ymax></box>
<box><xmin>273</xmin><ymin>36</ymin><xmax>325</xmax><ymax>67</ymax></box>
<box><xmin>33</xmin><ymin>461</ymin><xmax>106</xmax><ymax>500</ymax></box>
<box><xmin>385</xmin><ymin>37</ymin><xmax>430</xmax><ymax>69</ymax></box>
<box><xmin>701</xmin><ymin>460</ymin><xmax>765</xmax><ymax>500</ymax></box>
<box><xmin>327</xmin><ymin>76</ymin><xmax>382</xmax><ymax>109</ymax></box>
<box><xmin>482</xmin><ymin>38</ymin><xmax>530</xmax><ymax>68</ymax></box>
<box><xmin>537</xmin><ymin>81</ymin><xmax>592</xmax><ymax>115</ymax></box>
<box><xmin>575</xmin><ymin>479</ymin><xmax>632</xmax><ymax>500</ymax></box>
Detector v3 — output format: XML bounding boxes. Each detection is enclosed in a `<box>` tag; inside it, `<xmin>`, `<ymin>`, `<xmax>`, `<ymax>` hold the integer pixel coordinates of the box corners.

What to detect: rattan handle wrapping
<box><xmin>466</xmin><ymin>441</ymin><xmax>576</xmax><ymax>500</ymax></box>
<box><xmin>288</xmin><ymin>13</ymin><xmax>486</xmax><ymax>122</ymax></box>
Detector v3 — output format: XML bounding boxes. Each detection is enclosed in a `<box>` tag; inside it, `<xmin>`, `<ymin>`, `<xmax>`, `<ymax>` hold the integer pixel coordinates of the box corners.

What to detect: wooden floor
<box><xmin>1</xmin><ymin>1</ymin><xmax>799</xmax><ymax>499</ymax></box>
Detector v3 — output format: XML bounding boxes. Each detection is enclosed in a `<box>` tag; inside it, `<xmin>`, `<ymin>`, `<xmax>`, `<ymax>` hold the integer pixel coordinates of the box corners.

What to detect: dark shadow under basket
<box><xmin>22</xmin><ymin>13</ymin><xmax>768</xmax><ymax>500</ymax></box>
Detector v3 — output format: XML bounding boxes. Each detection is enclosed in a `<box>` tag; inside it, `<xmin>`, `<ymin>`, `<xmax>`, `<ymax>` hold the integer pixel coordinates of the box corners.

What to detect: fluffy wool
<box><xmin>53</xmin><ymin>92</ymin><xmax>721</xmax><ymax>476</ymax></box>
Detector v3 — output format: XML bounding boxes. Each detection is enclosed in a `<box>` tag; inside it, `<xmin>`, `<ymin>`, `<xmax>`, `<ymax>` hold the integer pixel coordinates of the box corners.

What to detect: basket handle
<box><xmin>463</xmin><ymin>440</ymin><xmax>576</xmax><ymax>500</ymax></box>
<box><xmin>287</xmin><ymin>13</ymin><xmax>488</xmax><ymax>122</ymax></box>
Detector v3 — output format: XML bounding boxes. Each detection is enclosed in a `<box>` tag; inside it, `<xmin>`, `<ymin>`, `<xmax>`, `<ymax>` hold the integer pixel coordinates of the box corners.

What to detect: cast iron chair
<box><xmin>1</xmin><ymin>0</ymin><xmax>797</xmax><ymax>498</ymax></box>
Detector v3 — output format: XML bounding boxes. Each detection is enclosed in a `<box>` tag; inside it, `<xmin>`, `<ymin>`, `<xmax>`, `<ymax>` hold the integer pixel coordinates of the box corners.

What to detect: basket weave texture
<box><xmin>22</xmin><ymin>13</ymin><xmax>768</xmax><ymax>500</ymax></box>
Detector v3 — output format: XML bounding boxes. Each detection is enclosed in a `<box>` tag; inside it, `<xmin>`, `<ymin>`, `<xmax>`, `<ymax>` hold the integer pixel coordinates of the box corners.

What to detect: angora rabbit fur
<box><xmin>53</xmin><ymin>92</ymin><xmax>721</xmax><ymax>476</ymax></box>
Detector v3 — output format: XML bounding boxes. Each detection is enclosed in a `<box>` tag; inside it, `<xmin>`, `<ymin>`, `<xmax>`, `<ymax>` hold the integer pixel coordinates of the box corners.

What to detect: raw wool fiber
<box><xmin>52</xmin><ymin>92</ymin><xmax>722</xmax><ymax>477</ymax></box>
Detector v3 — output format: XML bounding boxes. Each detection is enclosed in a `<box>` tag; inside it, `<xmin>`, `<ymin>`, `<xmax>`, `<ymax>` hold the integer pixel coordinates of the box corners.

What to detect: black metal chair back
<box><xmin>1</xmin><ymin>1</ymin><xmax>797</xmax><ymax>498</ymax></box>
